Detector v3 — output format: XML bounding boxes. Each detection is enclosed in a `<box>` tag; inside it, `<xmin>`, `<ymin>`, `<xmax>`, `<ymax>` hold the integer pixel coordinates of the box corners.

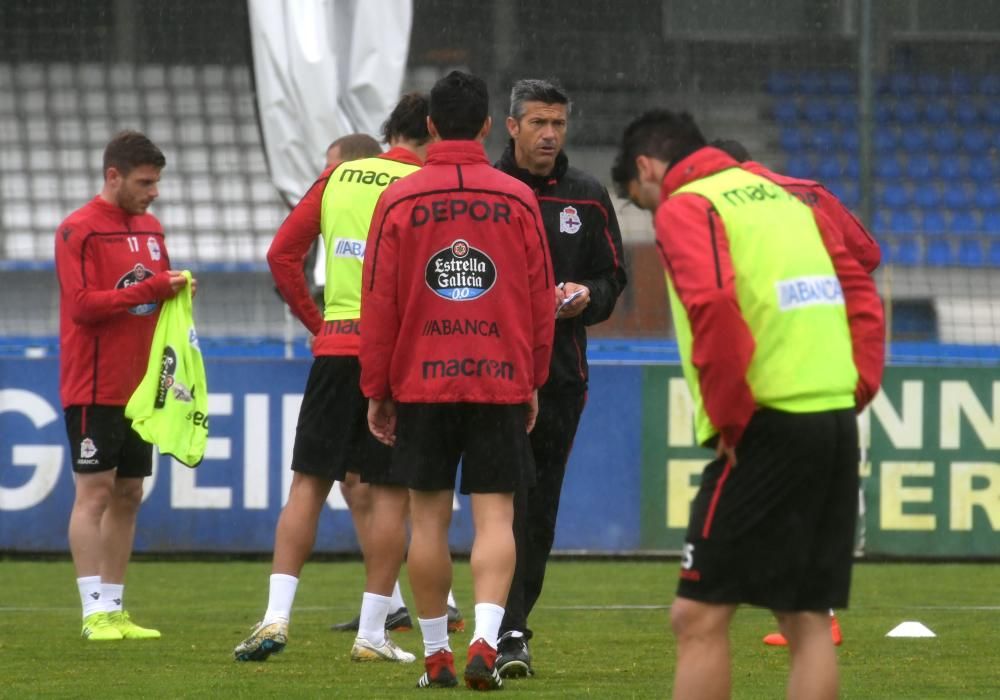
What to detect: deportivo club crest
<box><xmin>147</xmin><ymin>236</ymin><xmax>161</xmax><ymax>261</ymax></box>
<box><xmin>559</xmin><ymin>206</ymin><xmax>582</xmax><ymax>234</ymax></box>
<box><xmin>80</xmin><ymin>437</ymin><xmax>97</xmax><ymax>459</ymax></box>
<box><xmin>425</xmin><ymin>239</ymin><xmax>497</xmax><ymax>301</ymax></box>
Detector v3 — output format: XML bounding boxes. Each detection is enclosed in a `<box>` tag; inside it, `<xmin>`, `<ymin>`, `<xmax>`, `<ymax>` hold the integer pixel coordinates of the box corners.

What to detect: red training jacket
<box><xmin>360</xmin><ymin>140</ymin><xmax>555</xmax><ymax>404</ymax></box>
<box><xmin>267</xmin><ymin>147</ymin><xmax>423</xmax><ymax>356</ymax></box>
<box><xmin>655</xmin><ymin>147</ymin><xmax>885</xmax><ymax>447</ymax></box>
<box><xmin>741</xmin><ymin>160</ymin><xmax>881</xmax><ymax>273</ymax></box>
<box><xmin>56</xmin><ymin>196</ymin><xmax>177</xmax><ymax>407</ymax></box>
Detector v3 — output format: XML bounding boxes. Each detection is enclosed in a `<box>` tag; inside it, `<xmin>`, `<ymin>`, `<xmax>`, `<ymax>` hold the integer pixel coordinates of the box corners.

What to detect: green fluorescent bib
<box><xmin>125</xmin><ymin>271</ymin><xmax>208</xmax><ymax>467</ymax></box>
<box><xmin>320</xmin><ymin>156</ymin><xmax>419</xmax><ymax>320</ymax></box>
<box><xmin>670</xmin><ymin>167</ymin><xmax>857</xmax><ymax>444</ymax></box>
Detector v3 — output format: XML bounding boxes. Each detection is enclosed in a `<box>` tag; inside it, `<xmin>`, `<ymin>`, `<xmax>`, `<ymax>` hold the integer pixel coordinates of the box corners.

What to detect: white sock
<box><xmin>447</xmin><ymin>589</ymin><xmax>457</xmax><ymax>609</ymax></box>
<box><xmin>419</xmin><ymin>614</ymin><xmax>450</xmax><ymax>657</ymax></box>
<box><xmin>358</xmin><ymin>592</ymin><xmax>391</xmax><ymax>645</ymax></box>
<box><xmin>263</xmin><ymin>574</ymin><xmax>298</xmax><ymax>624</ymax></box>
<box><xmin>472</xmin><ymin>603</ymin><xmax>505</xmax><ymax>649</ymax></box>
<box><xmin>77</xmin><ymin>576</ymin><xmax>103</xmax><ymax>619</ymax></box>
<box><xmin>390</xmin><ymin>581</ymin><xmax>406</xmax><ymax>611</ymax></box>
<box><xmin>101</xmin><ymin>583</ymin><xmax>124</xmax><ymax>613</ymax></box>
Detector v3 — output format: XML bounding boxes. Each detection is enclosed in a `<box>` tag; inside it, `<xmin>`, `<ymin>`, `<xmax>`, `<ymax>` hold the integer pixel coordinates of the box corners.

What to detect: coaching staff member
<box><xmin>360</xmin><ymin>70</ymin><xmax>554</xmax><ymax>690</ymax></box>
<box><xmin>493</xmin><ymin>78</ymin><xmax>627</xmax><ymax>678</ymax></box>
<box><xmin>612</xmin><ymin>111</ymin><xmax>884</xmax><ymax>700</ymax></box>
<box><xmin>57</xmin><ymin>130</ymin><xmax>190</xmax><ymax>642</ymax></box>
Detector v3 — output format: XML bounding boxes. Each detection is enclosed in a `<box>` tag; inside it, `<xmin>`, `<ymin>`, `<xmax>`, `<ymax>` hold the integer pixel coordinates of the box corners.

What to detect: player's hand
<box><xmin>189</xmin><ymin>275</ymin><xmax>198</xmax><ymax>298</ymax></box>
<box><xmin>716</xmin><ymin>438</ymin><xmax>737</xmax><ymax>466</ymax></box>
<box><xmin>556</xmin><ymin>282</ymin><xmax>590</xmax><ymax>319</ymax></box>
<box><xmin>368</xmin><ymin>397</ymin><xmax>397</xmax><ymax>446</ymax></box>
<box><xmin>166</xmin><ymin>270</ymin><xmax>189</xmax><ymax>294</ymax></box>
<box><xmin>525</xmin><ymin>390</ymin><xmax>539</xmax><ymax>433</ymax></box>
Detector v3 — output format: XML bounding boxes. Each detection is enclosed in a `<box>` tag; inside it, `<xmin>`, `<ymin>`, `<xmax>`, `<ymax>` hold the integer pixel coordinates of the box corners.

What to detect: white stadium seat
<box><xmin>78</xmin><ymin>64</ymin><xmax>108</xmax><ymax>89</ymax></box>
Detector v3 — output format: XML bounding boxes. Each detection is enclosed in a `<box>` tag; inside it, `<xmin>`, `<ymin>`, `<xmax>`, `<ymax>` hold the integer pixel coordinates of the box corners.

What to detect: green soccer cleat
<box><xmin>234</xmin><ymin>619</ymin><xmax>288</xmax><ymax>662</ymax></box>
<box><xmin>108</xmin><ymin>610</ymin><xmax>161</xmax><ymax>639</ymax></box>
<box><xmin>81</xmin><ymin>612</ymin><xmax>124</xmax><ymax>641</ymax></box>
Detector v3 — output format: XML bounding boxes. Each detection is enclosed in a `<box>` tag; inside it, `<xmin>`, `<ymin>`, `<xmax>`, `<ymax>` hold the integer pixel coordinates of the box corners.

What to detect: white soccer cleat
<box><xmin>350</xmin><ymin>634</ymin><xmax>416</xmax><ymax>663</ymax></box>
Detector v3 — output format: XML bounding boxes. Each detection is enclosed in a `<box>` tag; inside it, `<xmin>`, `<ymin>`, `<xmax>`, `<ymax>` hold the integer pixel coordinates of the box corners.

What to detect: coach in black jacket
<box><xmin>493</xmin><ymin>78</ymin><xmax>627</xmax><ymax>678</ymax></box>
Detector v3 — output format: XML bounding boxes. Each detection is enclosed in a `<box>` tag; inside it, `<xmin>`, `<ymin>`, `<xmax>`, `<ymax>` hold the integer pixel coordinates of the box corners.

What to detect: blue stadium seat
<box><xmin>925</xmin><ymin>239</ymin><xmax>954</xmax><ymax>266</ymax></box>
<box><xmin>930</xmin><ymin>128</ymin><xmax>960</xmax><ymax>153</ymax></box>
<box><xmin>953</xmin><ymin>101</ymin><xmax>979</xmax><ymax>126</ymax></box>
<box><xmin>968</xmin><ymin>159</ymin><xmax>997</xmax><ymax>183</ymax></box>
<box><xmin>947</xmin><ymin>72</ymin><xmax>973</xmax><ymax>95</ymax></box>
<box><xmin>816</xmin><ymin>156</ymin><xmax>843</xmax><ymax>181</ymax></box>
<box><xmin>784</xmin><ymin>153</ymin><xmax>814</xmax><ymax>179</ymax></box>
<box><xmin>906</xmin><ymin>154</ymin><xmax>934</xmax><ymax>181</ymax></box>
<box><xmin>976</xmin><ymin>186</ymin><xmax>1000</xmax><ymax>210</ymax></box>
<box><xmin>779</xmin><ymin>127</ymin><xmax>805</xmax><ymax>153</ymax></box>
<box><xmin>916</xmin><ymin>74</ymin><xmax>945</xmax><ymax>95</ymax></box>
<box><xmin>899</xmin><ymin>127</ymin><xmax>928</xmax><ymax>153</ymax></box>
<box><xmin>938</xmin><ymin>156</ymin><xmax>966</xmax><ymax>180</ymax></box>
<box><xmin>802</xmin><ymin>99</ymin><xmax>831</xmax><ymax>123</ymax></box>
<box><xmin>989</xmin><ymin>240</ymin><xmax>1000</xmax><ymax>266</ymax></box>
<box><xmin>922</xmin><ymin>209</ymin><xmax>948</xmax><ymax>235</ymax></box>
<box><xmin>873</xmin><ymin>127</ymin><xmax>897</xmax><ymax>153</ymax></box>
<box><xmin>942</xmin><ymin>183</ymin><xmax>970</xmax><ymax>209</ymax></box>
<box><xmin>884</xmin><ymin>73</ymin><xmax>915</xmax><ymax>96</ymax></box>
<box><xmin>983</xmin><ymin>100</ymin><xmax>1000</xmax><ymax>126</ymax></box>
<box><xmin>889</xmin><ymin>209</ymin><xmax>919</xmax><ymax>236</ymax></box>
<box><xmin>828</xmin><ymin>71</ymin><xmax>855</xmax><ymax>95</ymax></box>
<box><xmin>979</xmin><ymin>74</ymin><xmax>1000</xmax><ymax>96</ymax></box>
<box><xmin>826</xmin><ymin>179</ymin><xmax>860</xmax><ymax>209</ymax></box>
<box><xmin>872</xmin><ymin>210</ymin><xmax>892</xmax><ymax>236</ymax></box>
<box><xmin>875</xmin><ymin>101</ymin><xmax>894</xmax><ymax>124</ymax></box>
<box><xmin>773</xmin><ymin>98</ymin><xmax>799</xmax><ymax>125</ymax></box>
<box><xmin>808</xmin><ymin>126</ymin><xmax>839</xmax><ymax>153</ymax></box>
<box><xmin>875</xmin><ymin>157</ymin><xmax>903</xmax><ymax>180</ymax></box>
<box><xmin>879</xmin><ymin>182</ymin><xmax>910</xmax><ymax>210</ymax></box>
<box><xmin>842</xmin><ymin>155</ymin><xmax>860</xmax><ymax>179</ymax></box>
<box><xmin>766</xmin><ymin>71</ymin><xmax>796</xmax><ymax>95</ymax></box>
<box><xmin>912</xmin><ymin>184</ymin><xmax>942</xmax><ymax>210</ymax></box>
<box><xmin>961</xmin><ymin>127</ymin><xmax>990</xmax><ymax>152</ymax></box>
<box><xmin>923</xmin><ymin>100</ymin><xmax>950</xmax><ymax>126</ymax></box>
<box><xmin>839</xmin><ymin>128</ymin><xmax>860</xmax><ymax>152</ymax></box>
<box><xmin>982</xmin><ymin>209</ymin><xmax>1000</xmax><ymax>234</ymax></box>
<box><xmin>893</xmin><ymin>99</ymin><xmax>920</xmax><ymax>125</ymax></box>
<box><xmin>798</xmin><ymin>71</ymin><xmax>826</xmax><ymax>95</ymax></box>
<box><xmin>890</xmin><ymin>238</ymin><xmax>921</xmax><ymax>266</ymax></box>
<box><xmin>833</xmin><ymin>99</ymin><xmax>858</xmax><ymax>125</ymax></box>
<box><xmin>949</xmin><ymin>210</ymin><xmax>981</xmax><ymax>235</ymax></box>
<box><xmin>958</xmin><ymin>238</ymin><xmax>984</xmax><ymax>266</ymax></box>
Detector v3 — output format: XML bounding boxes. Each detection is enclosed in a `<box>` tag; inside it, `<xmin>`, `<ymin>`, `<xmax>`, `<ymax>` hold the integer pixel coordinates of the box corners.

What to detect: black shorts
<box><xmin>64</xmin><ymin>405</ymin><xmax>153</xmax><ymax>477</ymax></box>
<box><xmin>291</xmin><ymin>356</ymin><xmax>395</xmax><ymax>485</ymax></box>
<box><xmin>393</xmin><ymin>402</ymin><xmax>535</xmax><ymax>494</ymax></box>
<box><xmin>677</xmin><ymin>408</ymin><xmax>859</xmax><ymax>612</ymax></box>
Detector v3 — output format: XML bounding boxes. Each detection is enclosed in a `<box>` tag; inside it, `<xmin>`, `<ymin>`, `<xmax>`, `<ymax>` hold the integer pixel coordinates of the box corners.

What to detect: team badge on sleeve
<box><xmin>559</xmin><ymin>206</ymin><xmax>582</xmax><ymax>234</ymax></box>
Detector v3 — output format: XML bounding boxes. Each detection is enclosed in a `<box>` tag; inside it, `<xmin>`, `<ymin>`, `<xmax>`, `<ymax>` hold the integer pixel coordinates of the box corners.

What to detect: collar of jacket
<box><xmin>497</xmin><ymin>139</ymin><xmax>568</xmax><ymax>191</ymax></box>
<box><xmin>425</xmin><ymin>140</ymin><xmax>490</xmax><ymax>166</ymax></box>
<box><xmin>380</xmin><ymin>145</ymin><xmax>423</xmax><ymax>167</ymax></box>
<box><xmin>660</xmin><ymin>146</ymin><xmax>740</xmax><ymax>201</ymax></box>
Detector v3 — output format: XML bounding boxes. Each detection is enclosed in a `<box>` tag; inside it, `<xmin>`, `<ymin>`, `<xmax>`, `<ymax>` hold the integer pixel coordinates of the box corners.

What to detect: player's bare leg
<box><xmin>777</xmin><ymin>611</ymin><xmax>838</xmax><ymax>700</ymax></box>
<box><xmin>68</xmin><ymin>471</ymin><xmax>116</xmax><ymax>577</ymax></box>
<box><xmin>272</xmin><ymin>471</ymin><xmax>334</xmax><ymax>576</ymax></box>
<box><xmin>99</xmin><ymin>476</ymin><xmax>143</xmax><ymax>583</ymax></box>
<box><xmin>341</xmin><ymin>472</ymin><xmax>375</xmax><ymax>557</ymax></box>
<box><xmin>670</xmin><ymin>597</ymin><xmax>737</xmax><ymax>700</ymax></box>
<box><xmin>406</xmin><ymin>489</ymin><xmax>454</xmax><ymax>620</ymax></box>
<box><xmin>469</xmin><ymin>493</ymin><xmax>515</xmax><ymax>606</ymax></box>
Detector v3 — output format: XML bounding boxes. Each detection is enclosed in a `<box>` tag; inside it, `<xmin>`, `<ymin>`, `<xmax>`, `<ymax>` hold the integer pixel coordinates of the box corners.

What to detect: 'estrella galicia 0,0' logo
<box><xmin>425</xmin><ymin>239</ymin><xmax>497</xmax><ymax>302</ymax></box>
<box><xmin>116</xmin><ymin>263</ymin><xmax>158</xmax><ymax>315</ymax></box>
<box><xmin>154</xmin><ymin>346</ymin><xmax>177</xmax><ymax>409</ymax></box>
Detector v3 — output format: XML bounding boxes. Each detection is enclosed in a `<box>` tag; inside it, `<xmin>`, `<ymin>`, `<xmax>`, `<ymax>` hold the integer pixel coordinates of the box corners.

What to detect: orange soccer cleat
<box><xmin>763</xmin><ymin>613</ymin><xmax>843</xmax><ymax>646</ymax></box>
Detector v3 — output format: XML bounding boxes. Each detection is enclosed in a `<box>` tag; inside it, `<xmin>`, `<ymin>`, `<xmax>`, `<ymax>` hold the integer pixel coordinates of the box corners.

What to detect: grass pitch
<box><xmin>0</xmin><ymin>559</ymin><xmax>996</xmax><ymax>698</ymax></box>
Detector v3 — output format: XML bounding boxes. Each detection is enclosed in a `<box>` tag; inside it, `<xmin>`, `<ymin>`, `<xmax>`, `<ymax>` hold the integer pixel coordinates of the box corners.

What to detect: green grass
<box><xmin>0</xmin><ymin>560</ymin><xmax>996</xmax><ymax>698</ymax></box>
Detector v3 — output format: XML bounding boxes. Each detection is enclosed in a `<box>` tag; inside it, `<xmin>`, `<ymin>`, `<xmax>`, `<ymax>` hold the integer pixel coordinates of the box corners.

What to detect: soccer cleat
<box><xmin>233</xmin><ymin>619</ymin><xmax>288</xmax><ymax>661</ymax></box>
<box><xmin>331</xmin><ymin>606</ymin><xmax>413</xmax><ymax>632</ymax></box>
<box><xmin>81</xmin><ymin>612</ymin><xmax>123</xmax><ymax>641</ymax></box>
<box><xmin>496</xmin><ymin>631</ymin><xmax>533</xmax><ymax>678</ymax></box>
<box><xmin>417</xmin><ymin>649</ymin><xmax>458</xmax><ymax>688</ymax></box>
<box><xmin>763</xmin><ymin>614</ymin><xmax>844</xmax><ymax>647</ymax></box>
<box><xmin>350</xmin><ymin>634</ymin><xmax>417</xmax><ymax>663</ymax></box>
<box><xmin>108</xmin><ymin>610</ymin><xmax>161</xmax><ymax>639</ymax></box>
<box><xmin>464</xmin><ymin>638</ymin><xmax>503</xmax><ymax>691</ymax></box>
<box><xmin>447</xmin><ymin>605</ymin><xmax>465</xmax><ymax>633</ymax></box>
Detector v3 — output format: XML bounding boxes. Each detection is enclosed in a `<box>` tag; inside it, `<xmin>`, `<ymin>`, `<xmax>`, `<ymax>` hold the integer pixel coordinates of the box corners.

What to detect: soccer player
<box><xmin>233</xmin><ymin>94</ymin><xmax>430</xmax><ymax>664</ymax></box>
<box><xmin>326</xmin><ymin>133</ymin><xmax>381</xmax><ymax>168</ymax></box>
<box><xmin>612</xmin><ymin>111</ymin><xmax>884</xmax><ymax>699</ymax></box>
<box><xmin>711</xmin><ymin>137</ymin><xmax>883</xmax><ymax>647</ymax></box>
<box><xmin>493</xmin><ymin>78</ymin><xmax>627</xmax><ymax>678</ymax></box>
<box><xmin>360</xmin><ymin>70</ymin><xmax>554</xmax><ymax>690</ymax></box>
<box><xmin>57</xmin><ymin>130</ymin><xmax>191</xmax><ymax>641</ymax></box>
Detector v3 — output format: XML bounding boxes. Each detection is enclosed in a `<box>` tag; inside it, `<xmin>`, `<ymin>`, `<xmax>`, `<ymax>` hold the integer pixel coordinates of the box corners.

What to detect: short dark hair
<box><xmin>429</xmin><ymin>70</ymin><xmax>489</xmax><ymax>140</ymax></box>
<box><xmin>509</xmin><ymin>78</ymin><xmax>571</xmax><ymax>119</ymax></box>
<box><xmin>381</xmin><ymin>92</ymin><xmax>430</xmax><ymax>144</ymax></box>
<box><xmin>328</xmin><ymin>133</ymin><xmax>382</xmax><ymax>160</ymax></box>
<box><xmin>103</xmin><ymin>130</ymin><xmax>165</xmax><ymax>176</ymax></box>
<box><xmin>610</xmin><ymin>110</ymin><xmax>706</xmax><ymax>198</ymax></box>
<box><xmin>710</xmin><ymin>138</ymin><xmax>752</xmax><ymax>163</ymax></box>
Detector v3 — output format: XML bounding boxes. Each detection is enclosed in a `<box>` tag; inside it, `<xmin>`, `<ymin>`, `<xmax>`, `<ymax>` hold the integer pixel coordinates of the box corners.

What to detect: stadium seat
<box><xmin>989</xmin><ymin>239</ymin><xmax>1000</xmax><ymax>265</ymax></box>
<box><xmin>913</xmin><ymin>182</ymin><xmax>941</xmax><ymax>211</ymax></box>
<box><xmin>107</xmin><ymin>63</ymin><xmax>136</xmax><ymax>88</ymax></box>
<box><xmin>0</xmin><ymin>147</ymin><xmax>26</xmax><ymax>172</ymax></box>
<box><xmin>949</xmin><ymin>210</ymin><xmax>981</xmax><ymax>235</ymax></box>
<box><xmin>979</xmin><ymin>74</ymin><xmax>1000</xmax><ymax>96</ymax></box>
<box><xmin>981</xmin><ymin>210</ymin><xmax>1000</xmax><ymax>234</ymax></box>
<box><xmin>773</xmin><ymin>98</ymin><xmax>799</xmax><ymax>124</ymax></box>
<box><xmin>110</xmin><ymin>90</ymin><xmax>142</xmax><ymax>117</ymax></box>
<box><xmin>923</xmin><ymin>100</ymin><xmax>950</xmax><ymax>125</ymax></box>
<box><xmin>875</xmin><ymin>157</ymin><xmax>903</xmax><ymax>180</ymax></box>
<box><xmin>889</xmin><ymin>209</ymin><xmax>919</xmax><ymax>235</ymax></box>
<box><xmin>968</xmin><ymin>159</ymin><xmax>997</xmax><ymax>183</ymax></box>
<box><xmin>893</xmin><ymin>99</ymin><xmax>920</xmax><ymax>125</ymax></box>
<box><xmin>961</xmin><ymin>127</ymin><xmax>990</xmax><ymax>152</ymax></box>
<box><xmin>212</xmin><ymin>145</ymin><xmax>242</xmax><ymax>171</ymax></box>
<box><xmin>217</xmin><ymin>179</ymin><xmax>248</xmax><ymax>203</ymax></box>
<box><xmin>138</xmin><ymin>64</ymin><xmax>167</xmax><ymax>88</ymax></box>
<box><xmin>930</xmin><ymin>128</ymin><xmax>960</xmax><ymax>153</ymax></box>
<box><xmin>809</xmin><ymin>126</ymin><xmax>839</xmax><ymax>153</ymax></box>
<box><xmin>826</xmin><ymin>179</ymin><xmax>860</xmax><ymax>209</ymax></box>
<box><xmin>873</xmin><ymin>127</ymin><xmax>897</xmax><ymax>153</ymax></box>
<box><xmin>798</xmin><ymin>72</ymin><xmax>826</xmax><ymax>95</ymax></box>
<box><xmin>906</xmin><ymin>153</ymin><xmax>934</xmax><ymax>181</ymax></box>
<box><xmin>779</xmin><ymin>127</ymin><xmax>803</xmax><ymax>152</ymax></box>
<box><xmin>54</xmin><ymin>118</ymin><xmax>85</xmax><ymax>146</ymax></box>
<box><xmin>201</xmin><ymin>65</ymin><xmax>227</xmax><ymax>90</ymax></box>
<box><xmin>916</xmin><ymin>73</ymin><xmax>945</xmax><ymax>95</ymax></box>
<box><xmin>899</xmin><ymin>127</ymin><xmax>928</xmax><ymax>153</ymax></box>
<box><xmin>1</xmin><ymin>176</ymin><xmax>28</xmax><ymax>199</ymax></box>
<box><xmin>784</xmin><ymin>154</ymin><xmax>813</xmax><ymax>181</ymax></box>
<box><xmin>925</xmin><ymin>239</ymin><xmax>954</xmax><ymax>266</ymax></box>
<box><xmin>766</xmin><ymin>72</ymin><xmax>796</xmax><ymax>95</ymax></box>
<box><xmin>982</xmin><ymin>100</ymin><xmax>1000</xmax><ymax>126</ymax></box>
<box><xmin>816</xmin><ymin>157</ymin><xmax>843</xmax><ymax>181</ymax></box>
<box><xmin>828</xmin><ymin>71</ymin><xmax>855</xmax><ymax>95</ymax></box>
<box><xmin>890</xmin><ymin>238</ymin><xmax>921</xmax><ymax>266</ymax></box>
<box><xmin>942</xmin><ymin>183</ymin><xmax>970</xmax><ymax>209</ymax></box>
<box><xmin>947</xmin><ymin>72</ymin><xmax>973</xmax><ymax>95</ymax></box>
<box><xmin>884</xmin><ymin>73</ymin><xmax>915</xmax><ymax>96</ymax></box>
<box><xmin>838</xmin><ymin>128</ymin><xmax>859</xmax><ymax>152</ymax></box>
<box><xmin>922</xmin><ymin>209</ymin><xmax>948</xmax><ymax>235</ymax></box>
<box><xmin>834</xmin><ymin>100</ymin><xmax>859</xmax><ymax>125</ymax></box>
<box><xmin>174</xmin><ymin>91</ymin><xmax>203</xmax><ymax>118</ymax></box>
<box><xmin>975</xmin><ymin>186</ymin><xmax>1000</xmax><ymax>210</ymax></box>
<box><xmin>842</xmin><ymin>155</ymin><xmax>860</xmax><ymax>179</ymax></box>
<box><xmin>957</xmin><ymin>238</ymin><xmax>984</xmax><ymax>266</ymax></box>
<box><xmin>167</xmin><ymin>65</ymin><xmax>198</xmax><ymax>89</ymax></box>
<box><xmin>879</xmin><ymin>182</ymin><xmax>910</xmax><ymax>210</ymax></box>
<box><xmin>938</xmin><ymin>155</ymin><xmax>967</xmax><ymax>180</ymax></box>
<box><xmin>953</xmin><ymin>101</ymin><xmax>979</xmax><ymax>126</ymax></box>
<box><xmin>15</xmin><ymin>63</ymin><xmax>45</xmax><ymax>89</ymax></box>
<box><xmin>63</xmin><ymin>173</ymin><xmax>92</xmax><ymax>200</ymax></box>
<box><xmin>802</xmin><ymin>100</ymin><xmax>831</xmax><ymax>124</ymax></box>
<box><xmin>178</xmin><ymin>118</ymin><xmax>208</xmax><ymax>146</ymax></box>
<box><xmin>874</xmin><ymin>101</ymin><xmax>894</xmax><ymax>124</ymax></box>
